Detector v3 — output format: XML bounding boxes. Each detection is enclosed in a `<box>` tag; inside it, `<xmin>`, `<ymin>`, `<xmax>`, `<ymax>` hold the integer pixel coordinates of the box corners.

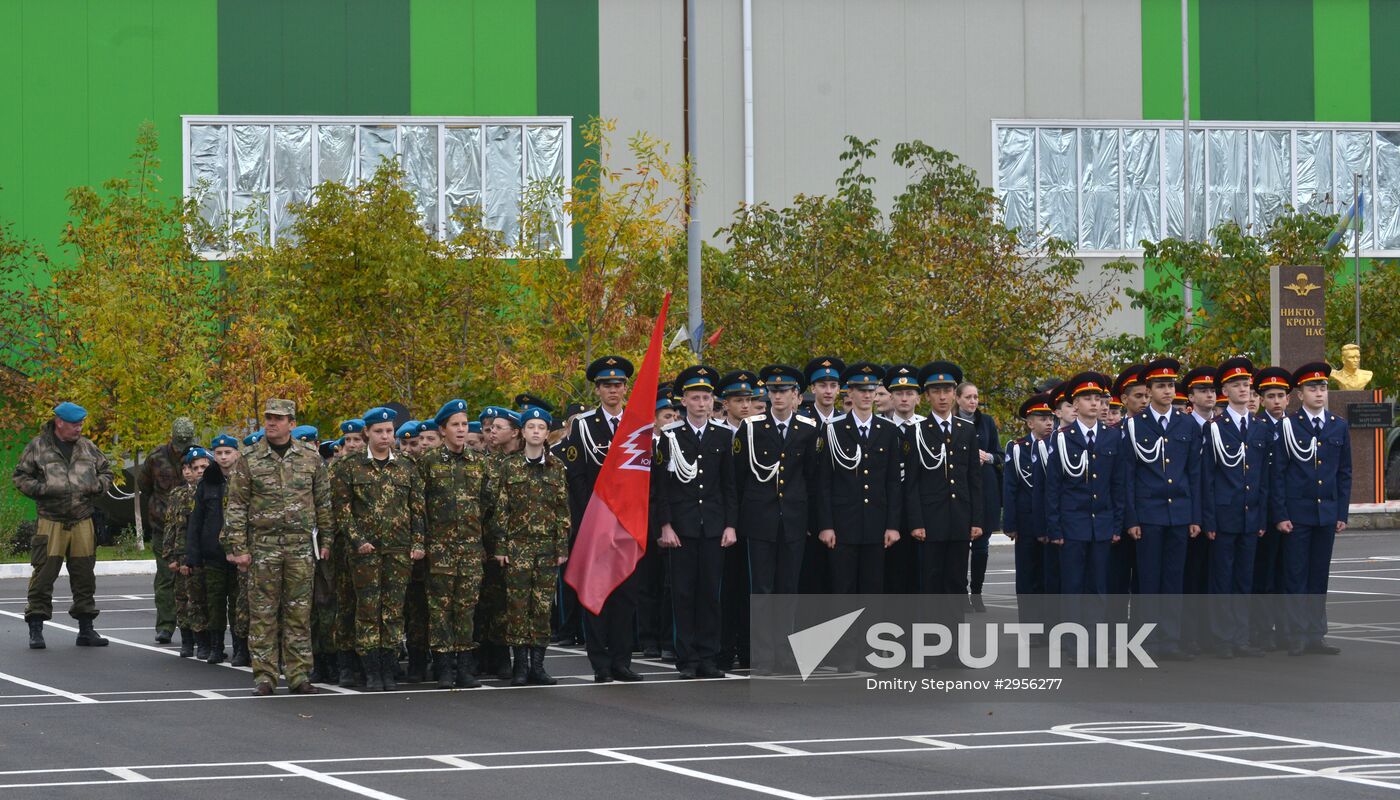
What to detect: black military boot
<box><xmin>155</xmin><ymin>629</ymin><xmax>172</xmax><ymax>644</ymax></box>
<box><xmin>362</xmin><ymin>652</ymin><xmax>383</xmax><ymax>691</ymax></box>
<box><xmin>455</xmin><ymin>650</ymin><xmax>481</xmax><ymax>688</ymax></box>
<box><xmin>178</xmin><ymin>627</ymin><xmax>195</xmax><ymax>657</ymax></box>
<box><xmin>310</xmin><ymin>653</ymin><xmax>327</xmax><ymax>683</ymax></box>
<box><xmin>380</xmin><ymin>649</ymin><xmax>398</xmax><ymax>691</ymax></box>
<box><xmin>338</xmin><ymin>651</ymin><xmax>362</xmax><ymax>687</ymax></box>
<box><xmin>26</xmin><ymin>617</ymin><xmax>45</xmax><ymax>649</ymax></box>
<box><xmin>195</xmin><ymin>630</ymin><xmax>211</xmax><ymax>661</ymax></box>
<box><xmin>434</xmin><ymin>652</ymin><xmax>455</xmax><ymax>689</ymax></box>
<box><xmin>494</xmin><ymin>644</ymin><xmax>513</xmax><ymax>681</ymax></box>
<box><xmin>75</xmin><ymin>617</ymin><xmax>109</xmax><ymax>647</ymax></box>
<box><xmin>231</xmin><ymin>635</ymin><xmax>250</xmax><ymax>667</ymax></box>
<box><xmin>322</xmin><ymin>651</ymin><xmax>338</xmax><ymax>680</ymax></box>
<box><xmin>528</xmin><ymin>646</ymin><xmax>557</xmax><ymax>686</ymax></box>
<box><xmin>207</xmin><ymin>629</ymin><xmax>227</xmax><ymax>664</ymax></box>
<box><xmin>510</xmin><ymin>646</ymin><xmax>530</xmax><ymax>686</ymax></box>
<box><xmin>406</xmin><ymin>648</ymin><xmax>428</xmax><ymax>683</ymax></box>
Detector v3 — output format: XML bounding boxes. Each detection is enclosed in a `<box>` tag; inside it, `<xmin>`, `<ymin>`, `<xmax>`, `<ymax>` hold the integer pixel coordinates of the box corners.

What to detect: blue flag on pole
<box><xmin>1325</xmin><ymin>193</ymin><xmax>1364</xmax><ymax>249</ymax></box>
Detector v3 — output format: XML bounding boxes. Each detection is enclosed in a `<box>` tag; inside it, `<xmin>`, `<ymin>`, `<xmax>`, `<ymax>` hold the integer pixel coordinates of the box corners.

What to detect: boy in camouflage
<box><xmin>489</xmin><ymin>407</ymin><xmax>569</xmax><ymax>686</ymax></box>
<box><xmin>187</xmin><ymin>440</ymin><xmax>237</xmax><ymax>664</ymax></box>
<box><xmin>165</xmin><ymin>450</ymin><xmax>209</xmax><ymax>659</ymax></box>
<box><xmin>331</xmin><ymin>408</ymin><xmax>426</xmax><ymax>691</ymax></box>
<box><xmin>419</xmin><ymin>400</ymin><xmax>493</xmax><ymax>689</ymax></box>
<box><xmin>330</xmin><ymin>419</ymin><xmax>367</xmax><ymax>686</ymax></box>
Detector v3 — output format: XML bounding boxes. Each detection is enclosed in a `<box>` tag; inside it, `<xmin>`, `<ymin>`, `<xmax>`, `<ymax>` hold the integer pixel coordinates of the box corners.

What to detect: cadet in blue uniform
<box><xmin>815</xmin><ymin>362</ymin><xmax>904</xmax><ymax>595</ymax></box>
<box><xmin>1275</xmin><ymin>362</ymin><xmax>1350</xmax><ymax>657</ymax></box>
<box><xmin>1044</xmin><ymin>373</ymin><xmax>1125</xmax><ymax>661</ymax></box>
<box><xmin>653</xmin><ymin>365</ymin><xmax>738</xmax><ymax>679</ymax></box>
<box><xmin>1003</xmin><ymin>393</ymin><xmax>1056</xmax><ymax>642</ymax></box>
<box><xmin>1249</xmin><ymin>366</ymin><xmax>1293</xmax><ymax>650</ymax></box>
<box><xmin>1122</xmin><ymin>358</ymin><xmax>1201</xmax><ymax>660</ymax></box>
<box><xmin>1179</xmin><ymin>365</ymin><xmax>1216</xmax><ymax>654</ymax></box>
<box><xmin>1200</xmin><ymin>357</ymin><xmax>1273</xmax><ymax>658</ymax></box>
<box><xmin>1106</xmin><ymin>366</ymin><xmax>1146</xmax><ymax>627</ymax></box>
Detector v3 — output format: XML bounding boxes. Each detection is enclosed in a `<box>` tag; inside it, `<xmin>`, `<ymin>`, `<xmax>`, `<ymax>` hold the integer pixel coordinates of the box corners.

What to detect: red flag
<box><xmin>564</xmin><ymin>293</ymin><xmax>671</xmax><ymax>614</ymax></box>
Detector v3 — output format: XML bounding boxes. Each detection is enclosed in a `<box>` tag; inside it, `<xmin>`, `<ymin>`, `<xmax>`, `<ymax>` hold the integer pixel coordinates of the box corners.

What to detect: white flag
<box><xmin>668</xmin><ymin>324</ymin><xmax>689</xmax><ymax>350</ymax></box>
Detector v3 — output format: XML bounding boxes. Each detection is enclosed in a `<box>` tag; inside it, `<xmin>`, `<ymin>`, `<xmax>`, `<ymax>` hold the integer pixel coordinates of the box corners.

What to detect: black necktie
<box><xmin>859</xmin><ymin>425</ymin><xmax>868</xmax><ymax>441</ymax></box>
<box><xmin>941</xmin><ymin>421</ymin><xmax>951</xmax><ymax>437</ymax></box>
<box><xmin>610</xmin><ymin>417</ymin><xmax>618</xmax><ymax>434</ymax></box>
<box><xmin>1086</xmin><ymin>429</ymin><xmax>1095</xmax><ymax>450</ymax></box>
<box><xmin>777</xmin><ymin>422</ymin><xmax>787</xmax><ymax>440</ymax></box>
<box><xmin>1239</xmin><ymin>416</ymin><xmax>1247</xmax><ymax>438</ymax></box>
<box><xmin>1313</xmin><ymin>417</ymin><xmax>1323</xmax><ymax>436</ymax></box>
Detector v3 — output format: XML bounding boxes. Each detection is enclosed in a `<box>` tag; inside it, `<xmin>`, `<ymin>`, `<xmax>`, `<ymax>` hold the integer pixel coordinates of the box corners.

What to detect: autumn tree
<box><xmin>503</xmin><ymin>118</ymin><xmax>691</xmax><ymax>406</ymax></box>
<box><xmin>708</xmin><ymin>136</ymin><xmax>1132</xmax><ymax>420</ymax></box>
<box><xmin>0</xmin><ymin>123</ymin><xmax>222</xmax><ymax>455</ymax></box>
<box><xmin>1098</xmin><ymin>211</ymin><xmax>1400</xmax><ymax>390</ymax></box>
<box><xmin>225</xmin><ymin>158</ymin><xmax>511</xmax><ymax>429</ymax></box>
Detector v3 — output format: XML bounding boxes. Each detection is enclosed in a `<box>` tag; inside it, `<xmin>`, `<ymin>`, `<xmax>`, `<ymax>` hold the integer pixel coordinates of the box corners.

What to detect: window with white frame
<box><xmin>993</xmin><ymin>120</ymin><xmax>1399</xmax><ymax>256</ymax></box>
<box><xmin>182</xmin><ymin>116</ymin><xmax>572</xmax><ymax>257</ymax></box>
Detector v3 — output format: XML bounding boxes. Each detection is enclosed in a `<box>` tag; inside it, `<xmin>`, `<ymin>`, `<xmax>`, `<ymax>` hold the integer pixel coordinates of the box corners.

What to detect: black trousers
<box><xmin>830</xmin><ymin>541</ymin><xmax>884</xmax><ymax>594</ymax></box>
<box><xmin>583</xmin><ymin>569</ymin><xmax>639</xmax><ymax>673</ymax></box>
<box><xmin>798</xmin><ymin>533</ymin><xmax>830</xmax><ymax>593</ymax></box>
<box><xmin>669</xmin><ymin>536</ymin><xmax>724</xmax><ymax>669</ymax></box>
<box><xmin>555</xmin><ymin>528</ymin><xmax>584</xmax><ymax>640</ymax></box>
<box><xmin>748</xmin><ymin>536</ymin><xmax>806</xmax><ymax>595</ymax></box>
<box><xmin>883</xmin><ymin>531</ymin><xmax>918</xmax><ymax>593</ymax></box>
<box><xmin>636</xmin><ymin>539</ymin><xmax>672</xmax><ymax>651</ymax></box>
<box><xmin>919</xmin><ymin>538</ymin><xmax>970</xmax><ymax>595</ymax></box>
<box><xmin>719</xmin><ymin>540</ymin><xmax>750</xmax><ymax>663</ymax></box>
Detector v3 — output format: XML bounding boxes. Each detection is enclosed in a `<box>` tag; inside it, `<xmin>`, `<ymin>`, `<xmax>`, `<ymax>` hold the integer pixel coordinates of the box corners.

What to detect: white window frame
<box><xmin>182</xmin><ymin>115</ymin><xmax>573</xmax><ymax>260</ymax></box>
<box><xmin>992</xmin><ymin>119</ymin><xmax>1394</xmax><ymax>258</ymax></box>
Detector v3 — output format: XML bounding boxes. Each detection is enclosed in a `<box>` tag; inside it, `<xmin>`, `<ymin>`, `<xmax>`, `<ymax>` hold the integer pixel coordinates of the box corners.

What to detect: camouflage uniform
<box><xmin>400</xmin><ymin>451</ymin><xmax>431</xmax><ymax>679</ymax></box>
<box><xmin>489</xmin><ymin>452</ymin><xmax>569</xmax><ymax>647</ymax></box>
<box><xmin>419</xmin><ymin>445</ymin><xmax>492</xmax><ymax>658</ymax></box>
<box><xmin>475</xmin><ymin>451</ymin><xmax>510</xmax><ymax>646</ymax></box>
<box><xmin>163</xmin><ymin>484</ymin><xmax>207</xmax><ymax>633</ymax></box>
<box><xmin>222</xmin><ymin>435</ymin><xmax>333</xmax><ymax>691</ymax></box>
<box><xmin>327</xmin><ymin>458</ymin><xmax>358</xmax><ymax>656</ymax></box>
<box><xmin>330</xmin><ymin>452</ymin><xmax>424</xmax><ymax>658</ymax></box>
<box><xmin>138</xmin><ymin>442</ymin><xmax>186</xmax><ymax>637</ymax></box>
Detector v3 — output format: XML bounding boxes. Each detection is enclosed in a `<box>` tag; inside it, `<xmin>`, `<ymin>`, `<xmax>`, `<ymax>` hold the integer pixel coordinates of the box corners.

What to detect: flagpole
<box><xmin>1353</xmin><ymin>174</ymin><xmax>1362</xmax><ymax>347</ymax></box>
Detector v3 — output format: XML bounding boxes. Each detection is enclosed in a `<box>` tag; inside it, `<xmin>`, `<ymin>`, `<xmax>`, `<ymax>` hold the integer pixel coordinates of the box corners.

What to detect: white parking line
<box><xmin>272</xmin><ymin>761</ymin><xmax>407</xmax><ymax>800</ymax></box>
<box><xmin>0</xmin><ymin>669</ymin><xmax>97</xmax><ymax>704</ymax></box>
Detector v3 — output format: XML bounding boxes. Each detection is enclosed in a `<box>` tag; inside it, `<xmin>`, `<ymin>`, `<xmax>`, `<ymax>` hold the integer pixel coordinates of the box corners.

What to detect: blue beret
<box><xmin>291</xmin><ymin>425</ymin><xmax>318</xmax><ymax>442</ymax></box>
<box><xmin>396</xmin><ymin>420</ymin><xmax>421</xmax><ymax>439</ymax></box>
<box><xmin>183</xmin><ymin>446</ymin><xmax>212</xmax><ymax>464</ymax></box>
<box><xmin>468</xmin><ymin>421</ymin><xmax>482</xmax><ymax>433</ymax></box>
<box><xmin>480</xmin><ymin>406</ymin><xmax>520</xmax><ymax>426</ymax></box>
<box><xmin>210</xmin><ymin>434</ymin><xmax>239</xmax><ymax>450</ymax></box>
<box><xmin>339</xmin><ymin>419</ymin><xmax>365</xmax><ymax>434</ymax></box>
<box><xmin>435</xmin><ymin>399</ymin><xmax>468</xmax><ymax>427</ymax></box>
<box><xmin>521</xmin><ymin>406</ymin><xmax>553</xmax><ymax>425</ymax></box>
<box><xmin>53</xmin><ymin>402</ymin><xmax>87</xmax><ymax>423</ymax></box>
<box><xmin>362</xmin><ymin>407</ymin><xmax>396</xmax><ymax>427</ymax></box>
<box><xmin>418</xmin><ymin>419</ymin><xmax>438</xmax><ymax>432</ymax></box>
<box><xmin>242</xmin><ymin>431</ymin><xmax>264</xmax><ymax>447</ymax></box>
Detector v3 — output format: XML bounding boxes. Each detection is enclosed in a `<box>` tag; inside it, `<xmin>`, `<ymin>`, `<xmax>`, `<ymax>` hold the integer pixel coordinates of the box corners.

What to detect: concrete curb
<box><xmin>0</xmin><ymin>559</ymin><xmax>157</xmax><ymax>580</ymax></box>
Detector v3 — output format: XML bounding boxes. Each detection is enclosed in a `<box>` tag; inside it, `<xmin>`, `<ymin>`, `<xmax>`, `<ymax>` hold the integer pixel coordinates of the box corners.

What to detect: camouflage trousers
<box><xmin>404</xmin><ymin>558</ymin><xmax>429</xmax><ymax>651</ymax></box>
<box><xmin>427</xmin><ymin>554</ymin><xmax>484</xmax><ymax>653</ymax></box>
<box><xmin>475</xmin><ymin>558</ymin><xmax>508</xmax><ymax>644</ymax></box>
<box><xmin>232</xmin><ymin>568</ymin><xmax>250</xmax><ymax>638</ymax></box>
<box><xmin>351</xmin><ymin>550</ymin><xmax>411</xmax><ymax>653</ymax></box>
<box><xmin>175</xmin><ymin>566</ymin><xmax>208</xmax><ymax>632</ymax></box>
<box><xmin>333</xmin><ymin>545</ymin><xmax>357</xmax><ymax>652</ymax></box>
<box><xmin>248</xmin><ymin>537</ymin><xmax>315</xmax><ymax>688</ymax></box>
<box><xmin>201</xmin><ymin>565</ymin><xmax>235</xmax><ymax>633</ymax></box>
<box><xmin>504</xmin><ymin>553</ymin><xmax>559</xmax><ymax>647</ymax></box>
<box><xmin>311</xmin><ymin>559</ymin><xmax>337</xmax><ymax>654</ymax></box>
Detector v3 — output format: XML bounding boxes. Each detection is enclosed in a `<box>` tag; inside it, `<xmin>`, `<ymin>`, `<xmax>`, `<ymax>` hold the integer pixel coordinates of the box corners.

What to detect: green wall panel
<box><xmin>1141</xmin><ymin>0</ymin><xmax>1201</xmax><ymax>120</ymax></box>
<box><xmin>152</xmin><ymin>0</ymin><xmax>220</xmax><ymax>194</ymax></box>
<box><xmin>409</xmin><ymin>0</ymin><xmax>476</xmax><ymax>115</ymax></box>
<box><xmin>0</xmin><ymin>1</ymin><xmax>24</xmax><ymax>231</ymax></box>
<box><xmin>1371</xmin><ymin>0</ymin><xmax>1400</xmax><ymax>120</ymax></box>
<box><xmin>1199</xmin><ymin>0</ymin><xmax>1314</xmax><ymax>120</ymax></box>
<box><xmin>20</xmin><ymin>0</ymin><xmax>90</xmax><ymax>257</ymax></box>
<box><xmin>537</xmin><ymin>0</ymin><xmax>598</xmax><ymax>257</ymax></box>
<box><xmin>474</xmin><ymin>2</ymin><xmax>537</xmax><ymax>115</ymax></box>
<box><xmin>218</xmin><ymin>0</ymin><xmax>410</xmax><ymax>115</ymax></box>
<box><xmin>1315</xmin><ymin>0</ymin><xmax>1371</xmax><ymax>121</ymax></box>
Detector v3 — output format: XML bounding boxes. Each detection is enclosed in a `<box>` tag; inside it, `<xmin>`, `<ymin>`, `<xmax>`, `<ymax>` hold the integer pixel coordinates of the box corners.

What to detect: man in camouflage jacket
<box><xmin>222</xmin><ymin>399</ymin><xmax>333</xmax><ymax>695</ymax></box>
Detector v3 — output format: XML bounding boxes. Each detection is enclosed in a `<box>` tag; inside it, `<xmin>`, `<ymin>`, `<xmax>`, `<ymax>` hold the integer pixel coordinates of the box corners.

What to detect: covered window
<box><xmin>993</xmin><ymin>120</ymin><xmax>1396</xmax><ymax>255</ymax></box>
<box><xmin>182</xmin><ymin>116</ymin><xmax>572</xmax><ymax>257</ymax></box>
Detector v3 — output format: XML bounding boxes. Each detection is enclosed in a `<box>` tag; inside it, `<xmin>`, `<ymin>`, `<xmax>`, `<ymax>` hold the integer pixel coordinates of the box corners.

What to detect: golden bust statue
<box><xmin>1331</xmin><ymin>343</ymin><xmax>1373</xmax><ymax>390</ymax></box>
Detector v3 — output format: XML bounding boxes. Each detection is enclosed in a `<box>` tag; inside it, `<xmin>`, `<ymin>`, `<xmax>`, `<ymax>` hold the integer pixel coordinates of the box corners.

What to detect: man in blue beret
<box><xmin>16</xmin><ymin>402</ymin><xmax>116</xmax><ymax>649</ymax></box>
<box><xmin>417</xmin><ymin>419</ymin><xmax>442</xmax><ymax>451</ymax></box>
<box><xmin>466</xmin><ymin>420</ymin><xmax>486</xmax><ymax>452</ymax></box>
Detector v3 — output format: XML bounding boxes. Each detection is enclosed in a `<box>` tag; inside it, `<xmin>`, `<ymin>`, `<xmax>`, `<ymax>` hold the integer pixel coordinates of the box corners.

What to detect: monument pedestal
<box><xmin>1327</xmin><ymin>389</ymin><xmax>1390</xmax><ymax>505</ymax></box>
